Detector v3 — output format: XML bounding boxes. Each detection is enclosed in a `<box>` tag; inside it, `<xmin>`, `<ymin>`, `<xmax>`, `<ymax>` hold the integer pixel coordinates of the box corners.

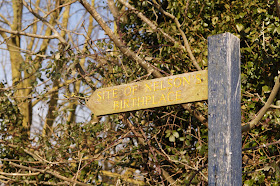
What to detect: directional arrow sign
<box><xmin>86</xmin><ymin>70</ymin><xmax>208</xmax><ymax>116</ymax></box>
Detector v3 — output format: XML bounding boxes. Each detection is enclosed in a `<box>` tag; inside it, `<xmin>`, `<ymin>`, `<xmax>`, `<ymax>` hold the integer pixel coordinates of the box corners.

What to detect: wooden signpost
<box><xmin>86</xmin><ymin>33</ymin><xmax>241</xmax><ymax>185</ymax></box>
<box><xmin>87</xmin><ymin>70</ymin><xmax>208</xmax><ymax>116</ymax></box>
<box><xmin>208</xmin><ymin>33</ymin><xmax>241</xmax><ymax>185</ymax></box>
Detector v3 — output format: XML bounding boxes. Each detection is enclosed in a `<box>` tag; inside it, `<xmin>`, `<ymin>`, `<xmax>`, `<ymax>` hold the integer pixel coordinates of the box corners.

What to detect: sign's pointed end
<box><xmin>86</xmin><ymin>97</ymin><xmax>100</xmax><ymax>116</ymax></box>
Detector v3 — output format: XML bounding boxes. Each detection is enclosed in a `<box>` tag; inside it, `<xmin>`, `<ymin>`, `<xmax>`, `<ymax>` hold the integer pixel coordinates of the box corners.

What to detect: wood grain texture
<box><xmin>208</xmin><ymin>33</ymin><xmax>242</xmax><ymax>185</ymax></box>
<box><xmin>87</xmin><ymin>70</ymin><xmax>208</xmax><ymax>116</ymax></box>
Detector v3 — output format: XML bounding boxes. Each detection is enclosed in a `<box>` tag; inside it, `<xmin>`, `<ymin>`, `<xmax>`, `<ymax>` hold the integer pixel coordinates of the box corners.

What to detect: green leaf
<box><xmin>257</xmin><ymin>8</ymin><xmax>266</xmax><ymax>13</ymax></box>
<box><xmin>244</xmin><ymin>179</ymin><xmax>254</xmax><ymax>186</ymax></box>
<box><xmin>172</xmin><ymin>131</ymin><xmax>179</xmax><ymax>138</ymax></box>
<box><xmin>174</xmin><ymin>42</ymin><xmax>179</xmax><ymax>48</ymax></box>
<box><xmin>224</xmin><ymin>4</ymin><xmax>230</xmax><ymax>10</ymax></box>
<box><xmin>275</xmin><ymin>109</ymin><xmax>280</xmax><ymax>117</ymax></box>
<box><xmin>165</xmin><ymin>130</ymin><xmax>171</xmax><ymax>138</ymax></box>
<box><xmin>179</xmin><ymin>137</ymin><xmax>185</xmax><ymax>141</ymax></box>
<box><xmin>262</xmin><ymin>85</ymin><xmax>271</xmax><ymax>93</ymax></box>
<box><xmin>244</xmin><ymin>27</ymin><xmax>250</xmax><ymax>33</ymax></box>
<box><xmin>267</xmin><ymin>24</ymin><xmax>275</xmax><ymax>32</ymax></box>
<box><xmin>275</xmin><ymin>26</ymin><xmax>280</xmax><ymax>34</ymax></box>
<box><xmin>236</xmin><ymin>24</ymin><xmax>244</xmax><ymax>32</ymax></box>
<box><xmin>185</xmin><ymin>140</ymin><xmax>191</xmax><ymax>146</ymax></box>
<box><xmin>212</xmin><ymin>17</ymin><xmax>218</xmax><ymax>25</ymax></box>
<box><xmin>169</xmin><ymin>135</ymin><xmax>175</xmax><ymax>142</ymax></box>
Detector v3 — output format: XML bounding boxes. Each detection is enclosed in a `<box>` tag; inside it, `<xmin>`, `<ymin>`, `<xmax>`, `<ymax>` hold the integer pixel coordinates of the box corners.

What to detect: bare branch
<box><xmin>0</xmin><ymin>27</ymin><xmax>58</xmax><ymax>39</ymax></box>
<box><xmin>270</xmin><ymin>104</ymin><xmax>280</xmax><ymax>109</ymax></box>
<box><xmin>151</xmin><ymin>0</ymin><xmax>202</xmax><ymax>71</ymax></box>
<box><xmin>26</xmin><ymin>0</ymin><xmax>40</xmax><ymax>51</ymax></box>
<box><xmin>22</xmin><ymin>0</ymin><xmax>67</xmax><ymax>44</ymax></box>
<box><xmin>23</xmin><ymin>0</ymin><xmax>96</xmax><ymax>99</ymax></box>
<box><xmin>119</xmin><ymin>0</ymin><xmax>201</xmax><ymax>71</ymax></box>
<box><xmin>242</xmin><ymin>139</ymin><xmax>280</xmax><ymax>151</ymax></box>
<box><xmin>79</xmin><ymin>0</ymin><xmax>163</xmax><ymax>78</ymax></box>
<box><xmin>10</xmin><ymin>162</ymin><xmax>92</xmax><ymax>186</ymax></box>
<box><xmin>242</xmin><ymin>75</ymin><xmax>280</xmax><ymax>132</ymax></box>
<box><xmin>108</xmin><ymin>0</ymin><xmax>119</xmax><ymax>20</ymax></box>
<box><xmin>0</xmin><ymin>13</ymin><xmax>12</xmax><ymax>27</ymax></box>
<box><xmin>100</xmin><ymin>170</ymin><xmax>145</xmax><ymax>185</ymax></box>
<box><xmin>44</xmin><ymin>0</ymin><xmax>78</xmax><ymax>18</ymax></box>
<box><xmin>0</xmin><ymin>171</ymin><xmax>40</xmax><ymax>176</ymax></box>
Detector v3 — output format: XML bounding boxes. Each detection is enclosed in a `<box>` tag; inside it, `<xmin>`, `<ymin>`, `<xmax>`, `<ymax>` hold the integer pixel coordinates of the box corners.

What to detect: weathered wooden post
<box><xmin>208</xmin><ymin>33</ymin><xmax>242</xmax><ymax>185</ymax></box>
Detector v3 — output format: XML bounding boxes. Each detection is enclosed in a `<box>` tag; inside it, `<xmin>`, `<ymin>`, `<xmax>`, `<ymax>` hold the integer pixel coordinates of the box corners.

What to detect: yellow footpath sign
<box><xmin>86</xmin><ymin>70</ymin><xmax>208</xmax><ymax>116</ymax></box>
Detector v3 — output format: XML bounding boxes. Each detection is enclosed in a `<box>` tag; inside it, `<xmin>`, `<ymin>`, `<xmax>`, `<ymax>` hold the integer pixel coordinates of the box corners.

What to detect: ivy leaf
<box><xmin>236</xmin><ymin>23</ymin><xmax>244</xmax><ymax>32</ymax></box>
<box><xmin>212</xmin><ymin>17</ymin><xmax>218</xmax><ymax>25</ymax></box>
<box><xmin>165</xmin><ymin>130</ymin><xmax>171</xmax><ymax>138</ymax></box>
<box><xmin>145</xmin><ymin>57</ymin><xmax>153</xmax><ymax>61</ymax></box>
<box><xmin>275</xmin><ymin>26</ymin><xmax>280</xmax><ymax>34</ymax></box>
<box><xmin>179</xmin><ymin>137</ymin><xmax>185</xmax><ymax>141</ymax></box>
<box><xmin>172</xmin><ymin>131</ymin><xmax>179</xmax><ymax>138</ymax></box>
<box><xmin>262</xmin><ymin>85</ymin><xmax>271</xmax><ymax>93</ymax></box>
<box><xmin>169</xmin><ymin>135</ymin><xmax>175</xmax><ymax>142</ymax></box>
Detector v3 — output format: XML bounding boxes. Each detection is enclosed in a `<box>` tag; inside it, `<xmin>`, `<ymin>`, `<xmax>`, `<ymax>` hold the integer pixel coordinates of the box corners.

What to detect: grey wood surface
<box><xmin>208</xmin><ymin>33</ymin><xmax>242</xmax><ymax>185</ymax></box>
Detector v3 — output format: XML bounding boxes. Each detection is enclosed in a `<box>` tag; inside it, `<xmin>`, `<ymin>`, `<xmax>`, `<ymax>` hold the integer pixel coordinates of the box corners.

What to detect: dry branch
<box><xmin>10</xmin><ymin>162</ymin><xmax>92</xmax><ymax>186</ymax></box>
<box><xmin>242</xmin><ymin>75</ymin><xmax>280</xmax><ymax>132</ymax></box>
<box><xmin>0</xmin><ymin>27</ymin><xmax>57</xmax><ymax>39</ymax></box>
<box><xmin>22</xmin><ymin>0</ymin><xmax>67</xmax><ymax>44</ymax></box>
<box><xmin>242</xmin><ymin>139</ymin><xmax>280</xmax><ymax>151</ymax></box>
<box><xmin>0</xmin><ymin>171</ymin><xmax>40</xmax><ymax>176</ymax></box>
<box><xmin>100</xmin><ymin>170</ymin><xmax>145</xmax><ymax>185</ymax></box>
<box><xmin>119</xmin><ymin>0</ymin><xmax>202</xmax><ymax>71</ymax></box>
<box><xmin>79</xmin><ymin>0</ymin><xmax>163</xmax><ymax>78</ymax></box>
